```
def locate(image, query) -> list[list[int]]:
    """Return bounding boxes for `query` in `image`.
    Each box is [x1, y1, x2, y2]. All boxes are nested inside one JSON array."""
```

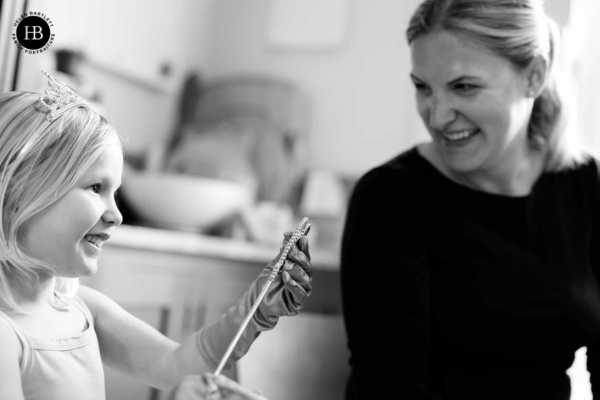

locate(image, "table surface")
[[107, 224, 340, 271]]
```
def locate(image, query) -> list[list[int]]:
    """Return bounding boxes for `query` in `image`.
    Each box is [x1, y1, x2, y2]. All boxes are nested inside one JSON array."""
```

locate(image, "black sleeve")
[[587, 158, 600, 397], [340, 167, 445, 399]]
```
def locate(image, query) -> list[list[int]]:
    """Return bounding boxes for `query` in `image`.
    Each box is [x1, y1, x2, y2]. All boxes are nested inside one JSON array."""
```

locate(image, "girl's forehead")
[[85, 143, 124, 176]]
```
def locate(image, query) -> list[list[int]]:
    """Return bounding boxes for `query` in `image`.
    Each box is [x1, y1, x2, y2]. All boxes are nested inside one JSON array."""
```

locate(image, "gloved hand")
[[196, 232, 312, 370], [203, 373, 269, 400], [167, 374, 268, 400]]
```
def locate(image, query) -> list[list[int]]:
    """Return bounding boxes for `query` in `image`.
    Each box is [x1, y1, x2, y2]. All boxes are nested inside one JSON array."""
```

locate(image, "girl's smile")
[[22, 140, 123, 278]]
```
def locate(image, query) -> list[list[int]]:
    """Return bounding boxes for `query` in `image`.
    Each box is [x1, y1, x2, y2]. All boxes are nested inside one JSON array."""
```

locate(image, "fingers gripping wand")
[[212, 217, 311, 377]]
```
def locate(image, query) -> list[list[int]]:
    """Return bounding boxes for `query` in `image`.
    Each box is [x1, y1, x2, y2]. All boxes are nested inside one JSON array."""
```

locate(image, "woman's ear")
[[526, 55, 548, 98]]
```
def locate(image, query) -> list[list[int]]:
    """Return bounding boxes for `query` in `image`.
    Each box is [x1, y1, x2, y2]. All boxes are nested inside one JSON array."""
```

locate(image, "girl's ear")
[[526, 55, 548, 98]]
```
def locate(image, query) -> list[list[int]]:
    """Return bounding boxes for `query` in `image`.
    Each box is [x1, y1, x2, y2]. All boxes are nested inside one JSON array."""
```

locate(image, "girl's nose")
[[102, 200, 123, 226]]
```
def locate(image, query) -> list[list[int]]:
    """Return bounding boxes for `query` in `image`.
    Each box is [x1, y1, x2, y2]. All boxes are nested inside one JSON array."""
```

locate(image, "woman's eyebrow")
[[448, 75, 479, 85]]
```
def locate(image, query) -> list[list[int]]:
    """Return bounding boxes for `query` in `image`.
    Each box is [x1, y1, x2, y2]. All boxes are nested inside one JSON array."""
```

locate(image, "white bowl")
[[121, 168, 255, 232]]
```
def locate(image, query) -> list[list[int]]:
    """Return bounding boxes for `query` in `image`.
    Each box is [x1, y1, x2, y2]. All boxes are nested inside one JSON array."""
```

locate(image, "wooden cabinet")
[[81, 246, 257, 400]]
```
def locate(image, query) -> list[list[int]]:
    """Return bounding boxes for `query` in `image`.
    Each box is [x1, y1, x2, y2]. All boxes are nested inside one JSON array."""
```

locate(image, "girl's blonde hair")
[[406, 0, 585, 171], [0, 91, 121, 313]]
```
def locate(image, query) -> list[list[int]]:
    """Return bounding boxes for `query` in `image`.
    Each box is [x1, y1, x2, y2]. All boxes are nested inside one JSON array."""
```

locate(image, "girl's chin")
[[80, 262, 98, 277]]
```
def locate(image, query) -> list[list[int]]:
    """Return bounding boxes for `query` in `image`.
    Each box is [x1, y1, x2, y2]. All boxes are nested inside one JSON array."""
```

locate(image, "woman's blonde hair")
[[0, 91, 121, 313], [406, 0, 584, 171]]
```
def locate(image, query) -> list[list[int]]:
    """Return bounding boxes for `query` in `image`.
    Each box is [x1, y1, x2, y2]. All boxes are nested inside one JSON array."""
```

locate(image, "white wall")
[[564, 0, 600, 156], [16, 0, 214, 156], [203, 0, 427, 176], [14, 0, 429, 177]]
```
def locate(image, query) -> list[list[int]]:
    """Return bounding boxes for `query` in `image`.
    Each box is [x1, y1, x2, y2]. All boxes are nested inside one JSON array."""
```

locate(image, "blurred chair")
[[165, 73, 311, 207]]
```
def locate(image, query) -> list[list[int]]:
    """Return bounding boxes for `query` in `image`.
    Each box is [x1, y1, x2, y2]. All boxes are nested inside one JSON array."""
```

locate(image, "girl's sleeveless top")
[[0, 296, 106, 400]]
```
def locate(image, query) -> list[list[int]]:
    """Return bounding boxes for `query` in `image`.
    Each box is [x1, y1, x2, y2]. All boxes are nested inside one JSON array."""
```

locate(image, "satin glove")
[[197, 232, 312, 370]]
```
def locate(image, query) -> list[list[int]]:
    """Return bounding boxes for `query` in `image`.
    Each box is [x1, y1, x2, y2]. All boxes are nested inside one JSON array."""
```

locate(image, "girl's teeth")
[[85, 235, 102, 247]]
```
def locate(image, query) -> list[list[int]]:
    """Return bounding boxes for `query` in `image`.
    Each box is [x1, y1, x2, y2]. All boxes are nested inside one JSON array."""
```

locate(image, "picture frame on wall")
[[266, 0, 350, 50]]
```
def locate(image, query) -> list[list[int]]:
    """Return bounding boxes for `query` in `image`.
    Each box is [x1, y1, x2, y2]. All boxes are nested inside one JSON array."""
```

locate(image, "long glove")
[[196, 232, 312, 370]]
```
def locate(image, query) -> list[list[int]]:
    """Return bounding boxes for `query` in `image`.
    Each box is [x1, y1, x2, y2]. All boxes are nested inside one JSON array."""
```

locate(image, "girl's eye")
[[90, 184, 101, 193]]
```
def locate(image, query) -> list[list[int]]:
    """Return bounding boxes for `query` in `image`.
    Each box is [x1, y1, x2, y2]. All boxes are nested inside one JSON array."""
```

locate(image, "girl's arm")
[[0, 315, 26, 399], [78, 285, 210, 390], [79, 235, 311, 391]]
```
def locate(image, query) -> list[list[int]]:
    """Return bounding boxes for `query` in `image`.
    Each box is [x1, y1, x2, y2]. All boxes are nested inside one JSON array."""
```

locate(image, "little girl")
[[0, 72, 312, 400]]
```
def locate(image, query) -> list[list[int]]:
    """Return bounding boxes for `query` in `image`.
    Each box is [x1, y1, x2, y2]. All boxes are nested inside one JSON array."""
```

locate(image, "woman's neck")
[[418, 142, 546, 197]]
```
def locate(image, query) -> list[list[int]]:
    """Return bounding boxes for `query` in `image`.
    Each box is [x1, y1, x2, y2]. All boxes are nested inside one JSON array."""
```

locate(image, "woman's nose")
[[426, 93, 457, 130]]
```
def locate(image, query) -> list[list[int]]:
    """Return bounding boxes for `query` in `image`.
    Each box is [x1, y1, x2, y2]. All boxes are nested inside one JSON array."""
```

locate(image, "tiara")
[[39, 70, 93, 123]]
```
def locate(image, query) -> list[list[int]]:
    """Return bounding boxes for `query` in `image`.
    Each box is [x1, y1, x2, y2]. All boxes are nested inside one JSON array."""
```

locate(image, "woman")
[[341, 0, 600, 399]]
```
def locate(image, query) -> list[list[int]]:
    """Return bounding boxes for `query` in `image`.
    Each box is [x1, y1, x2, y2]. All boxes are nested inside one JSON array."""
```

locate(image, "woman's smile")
[[440, 129, 480, 144], [411, 30, 533, 177]]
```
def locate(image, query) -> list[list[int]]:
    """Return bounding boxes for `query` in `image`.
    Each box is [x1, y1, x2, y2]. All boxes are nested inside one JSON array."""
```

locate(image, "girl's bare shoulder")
[[0, 310, 22, 367]]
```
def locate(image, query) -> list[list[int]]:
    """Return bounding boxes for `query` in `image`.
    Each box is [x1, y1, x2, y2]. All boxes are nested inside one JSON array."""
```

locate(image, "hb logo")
[[23, 26, 44, 40], [15, 16, 52, 51]]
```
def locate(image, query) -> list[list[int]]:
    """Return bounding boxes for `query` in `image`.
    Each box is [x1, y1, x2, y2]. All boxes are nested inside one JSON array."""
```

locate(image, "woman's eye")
[[455, 83, 477, 92], [413, 83, 432, 97], [413, 82, 428, 91]]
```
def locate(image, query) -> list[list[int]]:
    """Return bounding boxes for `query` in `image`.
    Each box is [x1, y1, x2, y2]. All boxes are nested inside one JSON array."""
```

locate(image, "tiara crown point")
[[39, 70, 92, 123]]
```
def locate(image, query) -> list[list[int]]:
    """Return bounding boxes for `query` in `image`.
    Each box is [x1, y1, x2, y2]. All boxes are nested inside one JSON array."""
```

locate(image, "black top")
[[341, 146, 600, 400]]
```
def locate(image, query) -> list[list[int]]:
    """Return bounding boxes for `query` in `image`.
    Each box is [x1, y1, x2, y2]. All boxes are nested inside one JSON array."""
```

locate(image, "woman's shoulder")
[[582, 153, 600, 178], [376, 144, 427, 172], [356, 145, 430, 188], [345, 145, 437, 213], [553, 153, 600, 186], [544, 153, 600, 202], [578, 153, 600, 193]]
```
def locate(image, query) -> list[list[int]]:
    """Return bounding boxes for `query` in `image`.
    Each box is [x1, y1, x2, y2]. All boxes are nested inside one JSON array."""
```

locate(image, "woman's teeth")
[[443, 129, 477, 142]]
